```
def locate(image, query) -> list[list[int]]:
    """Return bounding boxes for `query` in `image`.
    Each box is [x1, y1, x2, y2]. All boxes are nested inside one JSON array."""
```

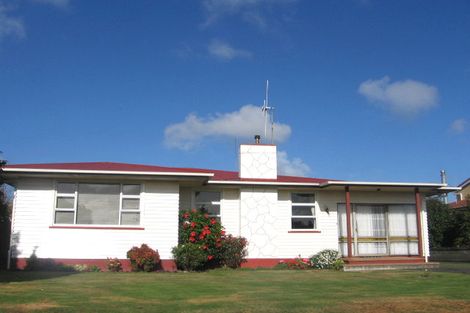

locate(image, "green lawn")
[[1, 268, 470, 313]]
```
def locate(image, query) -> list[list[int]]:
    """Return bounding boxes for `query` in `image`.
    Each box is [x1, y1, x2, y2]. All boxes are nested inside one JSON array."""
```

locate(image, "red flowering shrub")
[[126, 244, 160, 272], [275, 257, 311, 270], [178, 209, 224, 262], [173, 209, 248, 271]]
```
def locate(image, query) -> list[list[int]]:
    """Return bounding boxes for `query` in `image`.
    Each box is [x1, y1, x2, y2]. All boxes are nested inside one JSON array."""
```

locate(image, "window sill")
[[49, 225, 145, 230], [288, 230, 321, 233]]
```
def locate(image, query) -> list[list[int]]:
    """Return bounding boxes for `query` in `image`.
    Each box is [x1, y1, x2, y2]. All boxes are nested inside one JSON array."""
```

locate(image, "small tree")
[[453, 209, 470, 248], [0, 156, 11, 270], [427, 199, 454, 248], [427, 198, 470, 249]]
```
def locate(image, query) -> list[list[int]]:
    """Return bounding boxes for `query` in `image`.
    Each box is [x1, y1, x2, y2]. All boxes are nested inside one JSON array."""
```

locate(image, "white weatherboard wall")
[[10, 177, 430, 262], [221, 189, 241, 236], [10, 179, 179, 260], [239, 144, 277, 179], [277, 190, 339, 257]]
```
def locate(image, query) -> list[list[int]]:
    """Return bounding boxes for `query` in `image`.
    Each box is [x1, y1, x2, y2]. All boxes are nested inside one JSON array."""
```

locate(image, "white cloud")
[[201, 0, 296, 29], [277, 150, 311, 177], [164, 104, 291, 150], [0, 0, 69, 44], [31, 0, 70, 9], [208, 39, 252, 60], [0, 4, 25, 41], [358, 76, 438, 117], [450, 118, 467, 134]]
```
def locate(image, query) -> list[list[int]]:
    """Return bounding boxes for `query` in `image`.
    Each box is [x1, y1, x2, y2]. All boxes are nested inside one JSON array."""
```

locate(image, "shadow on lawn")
[[0, 270, 77, 283]]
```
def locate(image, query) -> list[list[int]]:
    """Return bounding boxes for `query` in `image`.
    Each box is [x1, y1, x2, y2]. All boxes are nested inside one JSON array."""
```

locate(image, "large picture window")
[[194, 191, 221, 220], [291, 193, 316, 229], [54, 183, 141, 226], [337, 203, 418, 257]]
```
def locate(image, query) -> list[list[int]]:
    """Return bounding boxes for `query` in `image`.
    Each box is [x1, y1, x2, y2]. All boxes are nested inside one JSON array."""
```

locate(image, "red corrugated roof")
[[3, 162, 332, 184], [4, 162, 214, 174]]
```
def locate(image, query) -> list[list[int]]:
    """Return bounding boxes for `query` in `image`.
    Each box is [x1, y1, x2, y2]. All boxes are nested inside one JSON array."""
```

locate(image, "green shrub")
[[331, 258, 344, 271], [106, 258, 122, 272], [172, 244, 207, 271], [127, 244, 160, 272], [218, 235, 248, 268], [427, 199, 470, 249], [273, 262, 290, 270], [88, 265, 102, 272], [310, 249, 341, 270]]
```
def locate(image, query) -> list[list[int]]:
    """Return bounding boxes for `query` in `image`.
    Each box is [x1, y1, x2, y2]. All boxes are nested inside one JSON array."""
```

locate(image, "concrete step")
[[343, 262, 439, 272], [344, 256, 425, 265]]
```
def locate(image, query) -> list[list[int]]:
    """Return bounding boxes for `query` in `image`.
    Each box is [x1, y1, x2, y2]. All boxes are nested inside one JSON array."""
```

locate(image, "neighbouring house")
[[449, 178, 470, 209], [2, 140, 459, 271]]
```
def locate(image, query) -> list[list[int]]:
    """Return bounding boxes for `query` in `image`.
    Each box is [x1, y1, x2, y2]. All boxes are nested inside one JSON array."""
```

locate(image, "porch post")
[[345, 186, 353, 258], [414, 188, 424, 257]]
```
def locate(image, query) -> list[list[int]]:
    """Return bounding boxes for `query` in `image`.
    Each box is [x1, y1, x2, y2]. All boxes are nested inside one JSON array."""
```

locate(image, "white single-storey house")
[[2, 141, 459, 270]]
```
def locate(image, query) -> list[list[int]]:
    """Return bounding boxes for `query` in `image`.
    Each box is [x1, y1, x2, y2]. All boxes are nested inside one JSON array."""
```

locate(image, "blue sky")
[[0, 0, 469, 187]]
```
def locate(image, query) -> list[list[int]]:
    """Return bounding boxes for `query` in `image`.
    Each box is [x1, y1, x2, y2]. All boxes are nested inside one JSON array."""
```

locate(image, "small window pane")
[[197, 204, 220, 216], [292, 217, 316, 229], [57, 183, 75, 194], [56, 197, 75, 209], [121, 212, 140, 225], [123, 184, 140, 195], [292, 206, 314, 216], [195, 191, 220, 203], [292, 193, 315, 203], [122, 199, 140, 210], [55, 211, 74, 224]]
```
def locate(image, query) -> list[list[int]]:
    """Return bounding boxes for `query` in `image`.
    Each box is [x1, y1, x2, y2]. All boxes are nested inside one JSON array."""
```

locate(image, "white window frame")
[[54, 183, 78, 224], [193, 190, 221, 219], [53, 182, 141, 226], [290, 192, 317, 230], [119, 184, 142, 226]]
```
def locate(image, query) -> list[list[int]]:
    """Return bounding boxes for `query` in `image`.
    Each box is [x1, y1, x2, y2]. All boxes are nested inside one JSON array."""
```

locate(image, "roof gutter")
[[320, 181, 453, 188], [2, 168, 215, 178], [206, 180, 322, 187], [207, 179, 460, 191]]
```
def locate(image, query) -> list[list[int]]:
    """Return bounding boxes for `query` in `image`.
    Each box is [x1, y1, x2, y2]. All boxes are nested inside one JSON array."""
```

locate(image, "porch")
[[338, 186, 429, 269]]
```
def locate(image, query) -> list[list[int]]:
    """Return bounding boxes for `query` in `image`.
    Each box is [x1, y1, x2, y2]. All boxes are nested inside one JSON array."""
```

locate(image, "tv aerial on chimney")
[[261, 80, 275, 144]]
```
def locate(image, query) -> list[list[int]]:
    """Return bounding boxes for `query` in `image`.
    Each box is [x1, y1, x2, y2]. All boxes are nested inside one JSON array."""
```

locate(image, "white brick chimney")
[[239, 136, 277, 179]]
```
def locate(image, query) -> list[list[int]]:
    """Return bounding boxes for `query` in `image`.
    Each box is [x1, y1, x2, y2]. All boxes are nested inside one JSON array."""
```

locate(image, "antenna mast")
[[261, 80, 275, 143]]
